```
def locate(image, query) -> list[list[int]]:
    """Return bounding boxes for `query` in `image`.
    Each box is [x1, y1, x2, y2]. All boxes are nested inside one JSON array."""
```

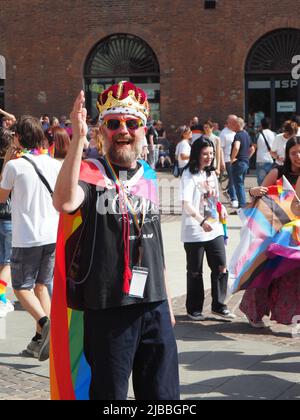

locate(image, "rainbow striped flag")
[[0, 280, 7, 303], [50, 158, 158, 400], [228, 176, 300, 294]]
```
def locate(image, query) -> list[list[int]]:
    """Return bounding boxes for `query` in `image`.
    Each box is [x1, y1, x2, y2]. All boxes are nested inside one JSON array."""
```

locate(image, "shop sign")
[[277, 102, 296, 113]]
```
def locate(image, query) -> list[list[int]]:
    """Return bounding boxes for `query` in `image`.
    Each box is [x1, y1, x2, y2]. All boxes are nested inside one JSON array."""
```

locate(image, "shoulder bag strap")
[[21, 155, 53, 196]]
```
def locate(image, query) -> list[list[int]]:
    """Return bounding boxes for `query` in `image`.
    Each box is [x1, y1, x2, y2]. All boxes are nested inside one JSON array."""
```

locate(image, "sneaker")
[[0, 300, 13, 317], [231, 200, 239, 208], [38, 319, 50, 362], [246, 315, 266, 329], [26, 339, 42, 358], [212, 309, 236, 320], [5, 299, 14, 313], [187, 312, 205, 321], [0, 301, 8, 317]]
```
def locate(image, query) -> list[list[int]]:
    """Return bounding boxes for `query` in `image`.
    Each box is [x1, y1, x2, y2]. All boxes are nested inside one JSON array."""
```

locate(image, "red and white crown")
[[96, 81, 150, 125]]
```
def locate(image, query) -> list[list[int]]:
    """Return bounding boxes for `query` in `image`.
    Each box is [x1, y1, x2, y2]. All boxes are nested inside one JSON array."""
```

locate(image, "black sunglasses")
[[103, 118, 144, 131]]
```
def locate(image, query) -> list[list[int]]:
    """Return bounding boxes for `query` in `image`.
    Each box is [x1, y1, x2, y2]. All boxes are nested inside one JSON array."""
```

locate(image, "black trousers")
[[184, 236, 228, 314], [84, 300, 180, 400]]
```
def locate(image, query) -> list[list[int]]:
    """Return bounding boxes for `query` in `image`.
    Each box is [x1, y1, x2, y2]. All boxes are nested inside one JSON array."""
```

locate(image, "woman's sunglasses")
[[103, 118, 144, 131]]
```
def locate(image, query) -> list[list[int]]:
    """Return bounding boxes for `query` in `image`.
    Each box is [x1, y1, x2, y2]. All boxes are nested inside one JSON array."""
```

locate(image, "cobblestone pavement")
[[173, 292, 300, 349], [1, 291, 299, 400], [0, 366, 49, 400]]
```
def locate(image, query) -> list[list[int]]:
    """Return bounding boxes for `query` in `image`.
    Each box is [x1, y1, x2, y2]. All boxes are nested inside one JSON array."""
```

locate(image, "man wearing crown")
[[53, 82, 180, 400]]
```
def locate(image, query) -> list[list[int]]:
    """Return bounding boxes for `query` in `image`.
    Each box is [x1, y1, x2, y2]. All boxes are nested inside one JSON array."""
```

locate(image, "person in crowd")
[[242, 136, 300, 327], [52, 82, 179, 400], [51, 126, 71, 162], [291, 115, 300, 136], [230, 117, 255, 209], [40, 114, 50, 131], [220, 115, 238, 208], [64, 119, 73, 138], [0, 108, 16, 130], [212, 122, 221, 137], [158, 144, 172, 168], [146, 120, 159, 169], [84, 126, 103, 159], [180, 138, 236, 321], [271, 120, 298, 166], [0, 128, 13, 317], [175, 125, 192, 176], [0, 116, 62, 360], [203, 120, 221, 175], [156, 120, 166, 139], [190, 116, 203, 144], [253, 117, 276, 185], [50, 116, 60, 128]]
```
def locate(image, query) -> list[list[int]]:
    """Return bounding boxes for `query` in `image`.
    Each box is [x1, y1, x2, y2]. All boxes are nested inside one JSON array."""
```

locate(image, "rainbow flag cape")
[[50, 158, 158, 400], [228, 176, 300, 294]]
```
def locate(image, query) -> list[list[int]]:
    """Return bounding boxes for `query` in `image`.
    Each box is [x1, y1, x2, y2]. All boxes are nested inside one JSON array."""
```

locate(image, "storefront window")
[[245, 29, 300, 131]]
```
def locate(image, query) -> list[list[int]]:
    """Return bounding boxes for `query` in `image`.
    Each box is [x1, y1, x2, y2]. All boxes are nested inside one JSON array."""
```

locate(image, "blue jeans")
[[84, 300, 180, 400], [0, 219, 12, 265], [231, 160, 249, 208], [225, 162, 237, 201], [256, 162, 273, 186]]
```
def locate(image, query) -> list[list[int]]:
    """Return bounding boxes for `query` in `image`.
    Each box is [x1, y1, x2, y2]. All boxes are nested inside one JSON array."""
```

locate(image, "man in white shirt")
[[0, 115, 61, 362], [220, 115, 238, 207], [254, 117, 275, 185]]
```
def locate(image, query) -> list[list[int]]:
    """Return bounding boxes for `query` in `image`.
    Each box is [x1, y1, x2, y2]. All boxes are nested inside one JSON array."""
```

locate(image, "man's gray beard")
[[104, 139, 142, 167]]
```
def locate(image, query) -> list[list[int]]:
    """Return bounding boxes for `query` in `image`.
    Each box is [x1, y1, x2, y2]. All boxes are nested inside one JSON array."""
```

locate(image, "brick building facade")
[[1, 0, 300, 134]]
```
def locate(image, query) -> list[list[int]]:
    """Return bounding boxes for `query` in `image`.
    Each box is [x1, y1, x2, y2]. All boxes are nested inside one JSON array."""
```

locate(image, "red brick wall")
[[1, 0, 300, 138]]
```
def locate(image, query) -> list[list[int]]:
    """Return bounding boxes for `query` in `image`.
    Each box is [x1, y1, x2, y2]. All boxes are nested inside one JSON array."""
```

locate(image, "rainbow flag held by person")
[[228, 176, 300, 295], [217, 201, 228, 245], [0, 280, 7, 304], [50, 158, 158, 400]]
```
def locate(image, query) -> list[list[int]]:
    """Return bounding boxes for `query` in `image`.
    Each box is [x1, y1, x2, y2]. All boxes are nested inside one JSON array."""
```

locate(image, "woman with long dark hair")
[[180, 138, 236, 321], [242, 136, 300, 327]]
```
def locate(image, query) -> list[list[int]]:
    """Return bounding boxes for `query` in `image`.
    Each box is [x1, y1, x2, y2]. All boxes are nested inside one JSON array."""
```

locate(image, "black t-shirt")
[[77, 160, 167, 310], [232, 130, 252, 163], [146, 125, 159, 145], [276, 165, 299, 186]]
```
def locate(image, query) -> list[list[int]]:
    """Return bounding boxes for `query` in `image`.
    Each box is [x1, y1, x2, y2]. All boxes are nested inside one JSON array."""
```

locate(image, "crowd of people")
[[0, 82, 300, 400]]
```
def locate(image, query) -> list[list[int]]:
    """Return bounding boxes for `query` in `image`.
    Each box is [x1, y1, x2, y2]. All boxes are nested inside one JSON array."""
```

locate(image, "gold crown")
[[96, 81, 150, 121]]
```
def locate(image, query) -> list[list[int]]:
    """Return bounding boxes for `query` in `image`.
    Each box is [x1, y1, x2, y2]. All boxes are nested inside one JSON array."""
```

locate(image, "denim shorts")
[[11, 243, 56, 290], [0, 220, 12, 265]]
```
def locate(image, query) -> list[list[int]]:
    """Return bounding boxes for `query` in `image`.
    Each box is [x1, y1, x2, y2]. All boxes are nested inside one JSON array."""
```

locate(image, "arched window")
[[245, 29, 300, 130], [84, 34, 160, 120]]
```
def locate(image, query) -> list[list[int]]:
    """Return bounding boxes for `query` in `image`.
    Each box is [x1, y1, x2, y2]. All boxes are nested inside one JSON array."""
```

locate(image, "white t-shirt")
[[180, 169, 224, 243], [271, 133, 289, 166], [256, 129, 276, 163], [220, 127, 235, 163], [1, 155, 62, 247], [175, 140, 191, 169], [297, 127, 300, 136]]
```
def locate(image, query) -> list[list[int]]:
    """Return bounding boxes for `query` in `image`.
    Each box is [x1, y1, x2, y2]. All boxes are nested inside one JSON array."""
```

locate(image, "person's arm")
[[230, 140, 240, 164], [0, 108, 16, 123], [53, 91, 87, 213], [248, 144, 255, 159], [291, 176, 300, 216], [249, 168, 278, 198], [215, 137, 221, 175]]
